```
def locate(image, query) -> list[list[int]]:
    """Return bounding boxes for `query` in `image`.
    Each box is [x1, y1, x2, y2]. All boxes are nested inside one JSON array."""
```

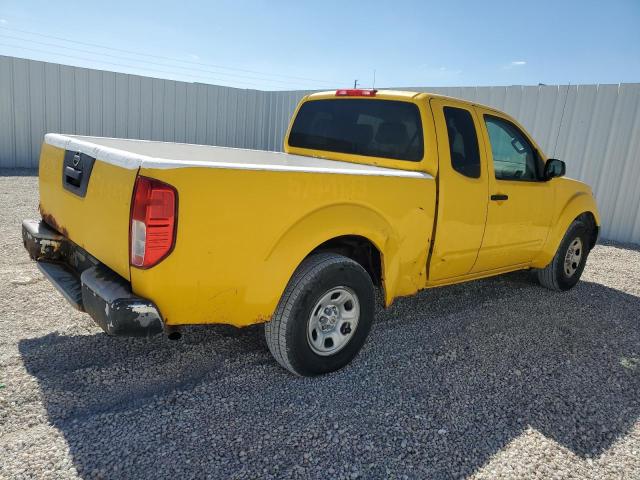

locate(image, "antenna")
[[372, 69, 376, 90], [553, 81, 571, 158], [353, 79, 359, 88]]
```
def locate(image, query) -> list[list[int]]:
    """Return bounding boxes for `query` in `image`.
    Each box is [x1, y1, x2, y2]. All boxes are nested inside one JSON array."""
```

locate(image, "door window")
[[443, 107, 481, 178], [484, 115, 543, 181]]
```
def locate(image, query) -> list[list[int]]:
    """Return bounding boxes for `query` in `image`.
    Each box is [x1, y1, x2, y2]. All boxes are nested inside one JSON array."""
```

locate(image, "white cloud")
[[502, 60, 527, 70], [0, 19, 8, 24], [188, 53, 200, 61]]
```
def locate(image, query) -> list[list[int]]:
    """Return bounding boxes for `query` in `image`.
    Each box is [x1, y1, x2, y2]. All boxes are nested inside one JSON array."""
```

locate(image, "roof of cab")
[[307, 89, 425, 100], [305, 89, 499, 112]]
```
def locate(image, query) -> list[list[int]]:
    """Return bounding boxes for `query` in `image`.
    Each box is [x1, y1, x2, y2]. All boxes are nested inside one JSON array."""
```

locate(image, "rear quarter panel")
[[131, 166, 435, 327]]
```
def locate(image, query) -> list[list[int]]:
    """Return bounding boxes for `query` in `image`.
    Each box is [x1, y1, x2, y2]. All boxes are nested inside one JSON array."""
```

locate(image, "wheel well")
[[310, 235, 383, 288], [577, 212, 598, 249]]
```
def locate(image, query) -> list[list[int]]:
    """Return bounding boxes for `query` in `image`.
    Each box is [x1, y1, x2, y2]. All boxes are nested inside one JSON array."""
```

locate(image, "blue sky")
[[0, 0, 638, 90]]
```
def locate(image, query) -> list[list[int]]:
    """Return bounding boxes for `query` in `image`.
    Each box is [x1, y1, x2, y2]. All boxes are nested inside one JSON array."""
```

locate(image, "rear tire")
[[537, 219, 591, 291], [264, 253, 375, 376]]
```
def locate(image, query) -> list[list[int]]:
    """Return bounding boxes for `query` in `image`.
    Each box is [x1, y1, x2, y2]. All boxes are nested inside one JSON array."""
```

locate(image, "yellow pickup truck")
[[22, 89, 599, 376]]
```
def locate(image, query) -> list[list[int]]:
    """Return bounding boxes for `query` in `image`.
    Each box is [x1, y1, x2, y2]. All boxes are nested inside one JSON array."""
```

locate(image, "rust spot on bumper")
[[22, 219, 66, 261]]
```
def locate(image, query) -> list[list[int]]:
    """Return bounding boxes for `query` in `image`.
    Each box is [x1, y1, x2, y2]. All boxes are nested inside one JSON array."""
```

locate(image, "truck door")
[[428, 98, 489, 281], [470, 107, 554, 271]]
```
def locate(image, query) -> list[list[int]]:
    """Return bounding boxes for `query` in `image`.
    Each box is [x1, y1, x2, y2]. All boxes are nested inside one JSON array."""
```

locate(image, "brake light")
[[130, 176, 177, 268], [335, 89, 377, 97]]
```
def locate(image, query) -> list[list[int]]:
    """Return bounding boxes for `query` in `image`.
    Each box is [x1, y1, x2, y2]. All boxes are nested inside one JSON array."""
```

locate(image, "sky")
[[0, 0, 639, 91]]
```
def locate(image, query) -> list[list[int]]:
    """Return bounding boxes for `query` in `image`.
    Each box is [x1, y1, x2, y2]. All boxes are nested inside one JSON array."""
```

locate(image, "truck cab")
[[286, 90, 598, 285]]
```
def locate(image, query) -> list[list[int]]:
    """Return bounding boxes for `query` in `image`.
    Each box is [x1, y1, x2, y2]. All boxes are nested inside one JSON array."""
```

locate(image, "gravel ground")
[[1, 172, 639, 480]]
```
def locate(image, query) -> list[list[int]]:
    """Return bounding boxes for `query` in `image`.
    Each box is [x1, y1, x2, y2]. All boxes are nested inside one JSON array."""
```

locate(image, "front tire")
[[264, 253, 375, 376], [537, 219, 592, 291]]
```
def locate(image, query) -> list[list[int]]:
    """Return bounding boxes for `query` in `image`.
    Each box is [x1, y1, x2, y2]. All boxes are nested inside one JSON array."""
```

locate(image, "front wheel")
[[536, 219, 592, 291], [264, 253, 375, 376]]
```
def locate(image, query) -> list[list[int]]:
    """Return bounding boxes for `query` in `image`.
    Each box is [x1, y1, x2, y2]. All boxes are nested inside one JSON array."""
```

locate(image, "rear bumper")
[[22, 219, 164, 337]]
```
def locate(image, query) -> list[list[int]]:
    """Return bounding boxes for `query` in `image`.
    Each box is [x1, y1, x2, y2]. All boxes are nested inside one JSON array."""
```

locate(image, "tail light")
[[335, 89, 377, 97], [130, 176, 177, 268]]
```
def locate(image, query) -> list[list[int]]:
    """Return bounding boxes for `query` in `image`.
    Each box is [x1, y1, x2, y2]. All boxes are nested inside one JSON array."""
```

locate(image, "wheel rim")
[[307, 286, 360, 356], [563, 237, 583, 277]]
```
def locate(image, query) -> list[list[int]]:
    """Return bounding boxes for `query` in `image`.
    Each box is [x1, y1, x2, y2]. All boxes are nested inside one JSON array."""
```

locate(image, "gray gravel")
[[1, 171, 639, 480]]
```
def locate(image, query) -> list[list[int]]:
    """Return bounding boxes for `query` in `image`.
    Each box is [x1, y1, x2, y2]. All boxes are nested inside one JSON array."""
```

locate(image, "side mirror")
[[544, 158, 566, 180]]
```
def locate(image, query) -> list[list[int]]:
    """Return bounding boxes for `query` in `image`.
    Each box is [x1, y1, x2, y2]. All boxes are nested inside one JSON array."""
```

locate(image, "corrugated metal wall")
[[1, 55, 639, 244]]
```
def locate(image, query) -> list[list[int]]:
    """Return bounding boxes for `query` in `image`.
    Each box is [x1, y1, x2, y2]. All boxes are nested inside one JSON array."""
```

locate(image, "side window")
[[484, 115, 542, 181], [443, 107, 480, 178]]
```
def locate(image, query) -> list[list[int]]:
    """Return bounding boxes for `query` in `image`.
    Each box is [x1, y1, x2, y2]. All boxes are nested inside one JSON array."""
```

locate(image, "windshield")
[[288, 99, 424, 161]]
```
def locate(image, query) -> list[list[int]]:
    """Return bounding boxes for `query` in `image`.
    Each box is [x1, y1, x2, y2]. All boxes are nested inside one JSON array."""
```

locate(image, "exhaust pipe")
[[165, 325, 182, 340]]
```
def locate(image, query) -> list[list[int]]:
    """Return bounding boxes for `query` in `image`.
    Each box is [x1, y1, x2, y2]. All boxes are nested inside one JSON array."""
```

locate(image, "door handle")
[[490, 194, 509, 201]]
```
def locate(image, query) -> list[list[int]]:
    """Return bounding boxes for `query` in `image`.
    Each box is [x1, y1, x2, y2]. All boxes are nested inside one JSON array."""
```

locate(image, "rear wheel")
[[537, 219, 591, 291], [264, 253, 375, 376]]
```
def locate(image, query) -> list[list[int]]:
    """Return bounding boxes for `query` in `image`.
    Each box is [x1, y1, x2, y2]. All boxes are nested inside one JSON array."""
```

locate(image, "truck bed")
[[45, 134, 428, 178]]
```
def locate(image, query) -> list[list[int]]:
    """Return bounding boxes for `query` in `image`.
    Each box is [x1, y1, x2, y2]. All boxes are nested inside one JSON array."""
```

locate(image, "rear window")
[[288, 99, 424, 161]]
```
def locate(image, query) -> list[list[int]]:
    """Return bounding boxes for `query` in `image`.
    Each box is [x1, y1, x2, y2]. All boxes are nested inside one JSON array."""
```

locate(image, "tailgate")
[[38, 137, 138, 280]]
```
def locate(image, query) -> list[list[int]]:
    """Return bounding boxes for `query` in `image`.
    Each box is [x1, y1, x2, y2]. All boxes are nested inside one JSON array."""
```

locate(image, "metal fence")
[[1, 55, 639, 244]]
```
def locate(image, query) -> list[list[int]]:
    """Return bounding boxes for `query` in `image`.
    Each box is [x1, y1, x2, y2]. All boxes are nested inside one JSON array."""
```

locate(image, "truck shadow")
[[18, 274, 640, 479]]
